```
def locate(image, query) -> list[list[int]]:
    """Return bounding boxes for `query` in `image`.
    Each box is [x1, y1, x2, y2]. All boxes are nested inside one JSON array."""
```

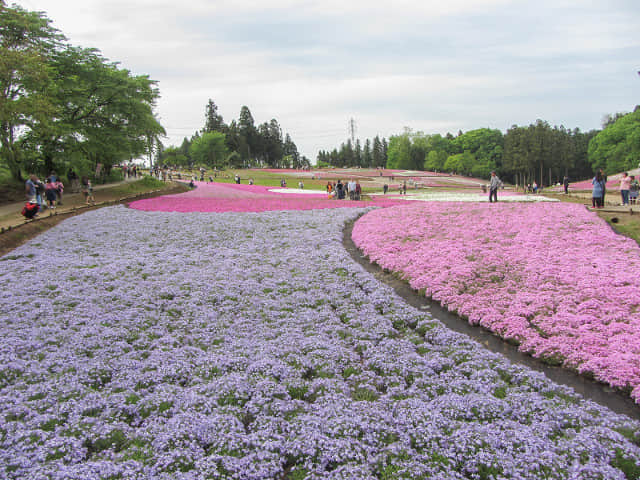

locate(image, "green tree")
[[386, 133, 411, 169], [189, 131, 228, 169], [589, 107, 640, 174], [0, 2, 62, 180], [372, 136, 384, 168], [283, 133, 300, 168], [32, 45, 164, 176], [204, 99, 225, 133], [444, 153, 462, 173], [238, 105, 257, 164], [424, 149, 447, 172], [362, 138, 372, 168]]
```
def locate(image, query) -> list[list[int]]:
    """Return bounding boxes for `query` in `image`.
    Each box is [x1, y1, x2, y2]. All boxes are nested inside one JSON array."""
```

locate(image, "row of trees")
[[323, 107, 639, 185], [382, 125, 599, 184], [316, 136, 388, 168], [0, 2, 164, 182], [158, 101, 310, 170]]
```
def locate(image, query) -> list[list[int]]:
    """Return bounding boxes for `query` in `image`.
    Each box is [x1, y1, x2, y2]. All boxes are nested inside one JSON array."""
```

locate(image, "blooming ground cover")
[[352, 202, 640, 404], [378, 191, 558, 203], [129, 182, 403, 213], [2, 206, 640, 478]]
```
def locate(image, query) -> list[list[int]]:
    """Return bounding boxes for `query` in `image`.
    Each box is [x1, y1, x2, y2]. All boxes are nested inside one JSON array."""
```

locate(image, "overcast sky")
[[14, 0, 640, 161]]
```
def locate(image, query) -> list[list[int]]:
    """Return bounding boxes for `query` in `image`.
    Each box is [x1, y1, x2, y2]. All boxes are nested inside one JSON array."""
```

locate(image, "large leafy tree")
[[0, 2, 61, 180], [29, 45, 164, 175], [1, 3, 164, 180], [189, 131, 228, 169], [588, 107, 640, 174], [386, 133, 411, 169]]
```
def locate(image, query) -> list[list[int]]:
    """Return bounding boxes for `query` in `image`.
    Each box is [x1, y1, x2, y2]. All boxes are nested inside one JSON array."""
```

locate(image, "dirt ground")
[[0, 181, 188, 257]]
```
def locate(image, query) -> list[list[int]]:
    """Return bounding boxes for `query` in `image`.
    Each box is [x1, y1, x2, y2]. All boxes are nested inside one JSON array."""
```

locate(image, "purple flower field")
[[352, 202, 640, 404], [1, 206, 640, 479]]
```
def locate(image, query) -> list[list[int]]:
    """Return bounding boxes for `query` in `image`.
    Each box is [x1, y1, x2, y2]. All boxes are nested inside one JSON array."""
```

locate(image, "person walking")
[[592, 170, 606, 208], [488, 171, 502, 203], [620, 172, 631, 206]]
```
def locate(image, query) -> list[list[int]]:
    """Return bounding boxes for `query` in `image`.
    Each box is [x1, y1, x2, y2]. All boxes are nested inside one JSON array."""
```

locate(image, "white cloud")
[[13, 0, 640, 160]]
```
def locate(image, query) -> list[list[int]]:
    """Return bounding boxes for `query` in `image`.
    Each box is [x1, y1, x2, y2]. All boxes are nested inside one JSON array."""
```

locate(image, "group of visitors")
[[23, 172, 64, 215], [22, 171, 96, 219], [326, 179, 361, 200], [122, 164, 138, 180]]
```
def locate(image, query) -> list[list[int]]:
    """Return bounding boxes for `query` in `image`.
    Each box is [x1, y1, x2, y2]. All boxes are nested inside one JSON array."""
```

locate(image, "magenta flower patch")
[[352, 201, 640, 402], [129, 181, 404, 212]]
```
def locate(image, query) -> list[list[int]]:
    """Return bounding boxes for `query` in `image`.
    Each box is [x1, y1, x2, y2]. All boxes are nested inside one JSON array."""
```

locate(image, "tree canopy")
[[588, 107, 640, 175], [158, 101, 307, 170], [0, 2, 164, 181]]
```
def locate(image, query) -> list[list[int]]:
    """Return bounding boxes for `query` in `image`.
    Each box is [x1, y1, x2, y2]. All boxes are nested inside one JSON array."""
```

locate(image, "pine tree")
[[204, 99, 225, 132]]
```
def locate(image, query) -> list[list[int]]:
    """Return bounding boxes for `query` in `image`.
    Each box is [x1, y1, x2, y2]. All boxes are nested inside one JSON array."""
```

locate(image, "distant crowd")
[[324, 179, 363, 200]]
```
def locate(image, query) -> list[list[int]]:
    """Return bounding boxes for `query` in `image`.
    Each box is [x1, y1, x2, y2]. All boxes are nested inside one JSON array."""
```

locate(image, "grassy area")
[[598, 211, 640, 245], [103, 176, 168, 197]]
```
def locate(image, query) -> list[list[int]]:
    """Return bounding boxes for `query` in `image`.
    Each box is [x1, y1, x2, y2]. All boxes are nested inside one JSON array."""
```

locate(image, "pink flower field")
[[352, 201, 640, 402], [129, 181, 403, 212]]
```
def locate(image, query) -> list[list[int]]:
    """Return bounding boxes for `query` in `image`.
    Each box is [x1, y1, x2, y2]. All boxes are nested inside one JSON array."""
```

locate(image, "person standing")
[[592, 170, 606, 208], [563, 176, 569, 194], [81, 176, 95, 205], [599, 168, 608, 206], [348, 179, 356, 200], [45, 178, 58, 210], [630, 175, 639, 205], [488, 171, 502, 203], [67, 167, 79, 193], [25, 174, 37, 203], [620, 172, 631, 206]]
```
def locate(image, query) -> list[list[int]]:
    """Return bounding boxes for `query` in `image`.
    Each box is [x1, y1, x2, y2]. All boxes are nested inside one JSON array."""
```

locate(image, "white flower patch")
[[376, 191, 559, 202]]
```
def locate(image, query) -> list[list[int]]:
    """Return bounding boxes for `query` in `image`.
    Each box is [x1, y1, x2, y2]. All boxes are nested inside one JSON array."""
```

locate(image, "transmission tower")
[[348, 118, 357, 145]]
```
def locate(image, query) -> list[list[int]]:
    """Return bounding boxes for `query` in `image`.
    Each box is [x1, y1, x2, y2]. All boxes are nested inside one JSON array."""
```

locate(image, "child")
[[81, 176, 95, 205]]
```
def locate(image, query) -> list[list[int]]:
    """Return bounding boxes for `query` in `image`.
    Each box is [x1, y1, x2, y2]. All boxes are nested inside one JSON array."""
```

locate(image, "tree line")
[[318, 108, 639, 185], [0, 2, 164, 182], [157, 100, 311, 170], [378, 124, 597, 185], [316, 136, 389, 168]]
